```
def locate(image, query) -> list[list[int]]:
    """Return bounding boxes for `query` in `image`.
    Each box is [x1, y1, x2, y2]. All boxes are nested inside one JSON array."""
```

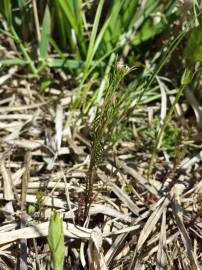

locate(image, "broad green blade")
[[48, 212, 65, 270], [39, 4, 51, 59]]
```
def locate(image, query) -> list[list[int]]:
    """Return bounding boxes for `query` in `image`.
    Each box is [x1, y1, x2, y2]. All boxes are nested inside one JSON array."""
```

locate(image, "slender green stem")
[[148, 84, 186, 178], [10, 26, 38, 75]]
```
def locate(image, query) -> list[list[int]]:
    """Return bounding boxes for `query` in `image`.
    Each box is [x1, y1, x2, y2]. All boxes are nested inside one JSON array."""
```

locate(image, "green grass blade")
[[39, 4, 51, 59], [49, 37, 66, 62], [53, 0, 68, 49], [47, 58, 83, 69], [134, 27, 188, 107], [100, 0, 123, 53], [57, 0, 79, 35], [0, 0, 12, 24], [10, 26, 38, 74], [0, 58, 27, 66], [70, 0, 83, 35], [84, 0, 105, 72], [122, 0, 138, 27], [83, 52, 116, 113], [56, 0, 86, 55]]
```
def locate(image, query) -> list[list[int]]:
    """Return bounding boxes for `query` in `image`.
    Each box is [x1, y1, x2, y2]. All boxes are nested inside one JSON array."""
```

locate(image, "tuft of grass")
[[148, 69, 192, 177], [0, 1, 180, 93], [145, 116, 180, 156]]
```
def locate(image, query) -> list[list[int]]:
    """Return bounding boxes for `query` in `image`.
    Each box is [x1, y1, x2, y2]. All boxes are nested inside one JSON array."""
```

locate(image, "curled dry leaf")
[[88, 227, 108, 270], [0, 102, 48, 113], [171, 193, 199, 270], [55, 105, 63, 151], [0, 222, 92, 245], [114, 158, 160, 198], [155, 210, 167, 270], [5, 139, 42, 151], [129, 197, 169, 270], [98, 170, 140, 216]]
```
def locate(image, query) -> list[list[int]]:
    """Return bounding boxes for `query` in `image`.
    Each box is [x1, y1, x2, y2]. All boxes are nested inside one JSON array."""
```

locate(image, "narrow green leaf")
[[57, 0, 79, 35], [0, 58, 27, 66], [93, 1, 122, 56], [101, 0, 123, 53], [1, 0, 12, 25], [122, 0, 138, 27], [39, 5, 51, 59], [56, 0, 86, 55], [10, 26, 38, 74], [47, 58, 83, 69], [85, 0, 105, 72], [70, 0, 83, 34]]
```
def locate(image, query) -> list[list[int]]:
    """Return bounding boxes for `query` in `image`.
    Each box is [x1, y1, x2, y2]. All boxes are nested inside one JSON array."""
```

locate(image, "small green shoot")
[[83, 65, 133, 220], [185, 24, 202, 63], [181, 68, 192, 85], [48, 212, 65, 270], [27, 191, 45, 217], [145, 116, 179, 156]]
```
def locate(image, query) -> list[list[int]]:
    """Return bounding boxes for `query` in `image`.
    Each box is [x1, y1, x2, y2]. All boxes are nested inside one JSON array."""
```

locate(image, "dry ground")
[[0, 67, 202, 269]]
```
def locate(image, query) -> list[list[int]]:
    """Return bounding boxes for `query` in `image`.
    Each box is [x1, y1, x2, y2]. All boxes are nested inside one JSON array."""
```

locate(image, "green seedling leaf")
[[181, 68, 192, 85], [27, 204, 35, 215], [132, 16, 167, 46], [48, 212, 65, 270], [185, 24, 202, 62], [40, 79, 52, 92], [39, 5, 51, 59], [17, 0, 27, 9]]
